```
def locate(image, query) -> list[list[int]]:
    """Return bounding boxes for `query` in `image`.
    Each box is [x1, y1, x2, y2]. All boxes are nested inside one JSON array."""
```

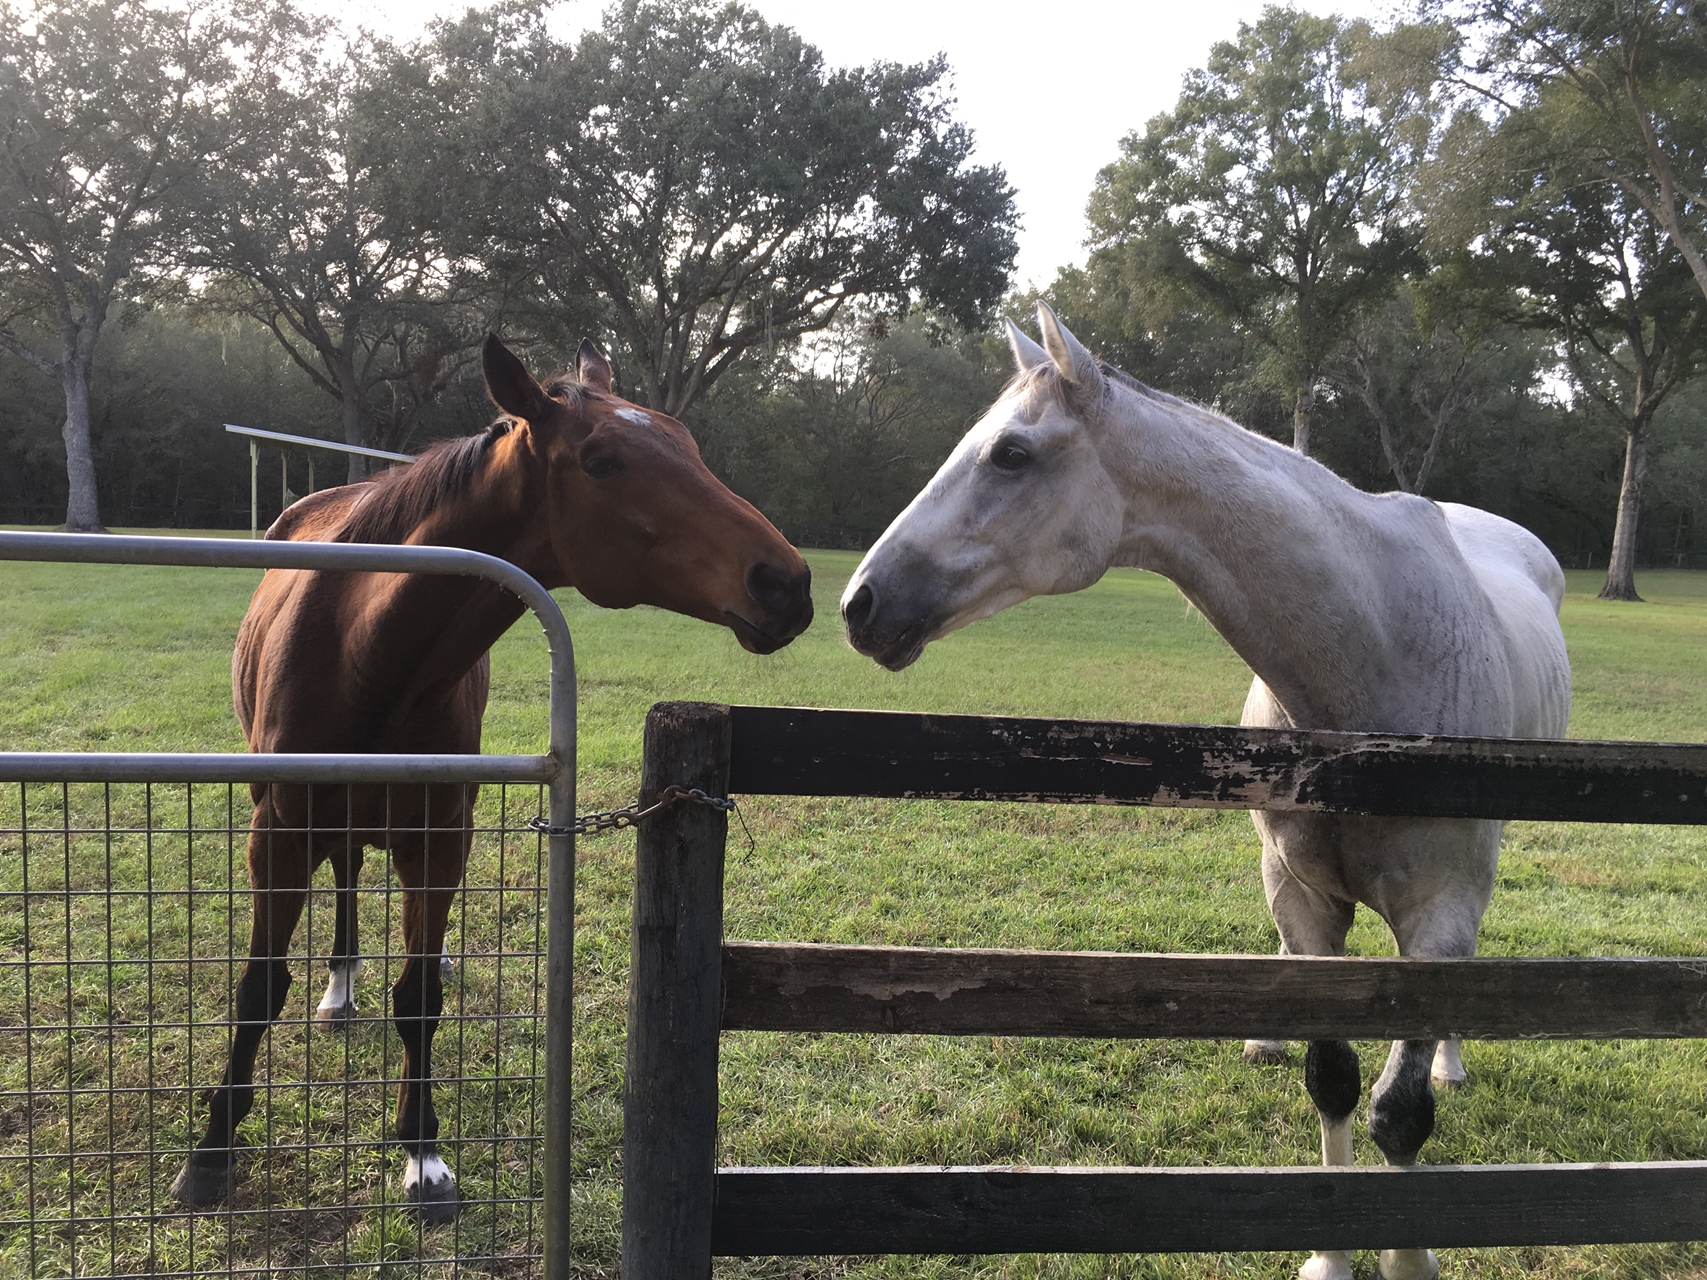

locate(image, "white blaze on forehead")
[[613, 407, 652, 425]]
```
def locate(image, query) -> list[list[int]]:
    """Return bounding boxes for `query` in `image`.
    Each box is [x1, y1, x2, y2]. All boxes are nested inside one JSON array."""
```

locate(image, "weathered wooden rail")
[[623, 702, 1707, 1276]]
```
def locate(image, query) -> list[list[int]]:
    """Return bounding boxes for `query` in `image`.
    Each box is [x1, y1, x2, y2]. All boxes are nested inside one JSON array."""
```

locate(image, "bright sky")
[[326, 0, 1402, 287]]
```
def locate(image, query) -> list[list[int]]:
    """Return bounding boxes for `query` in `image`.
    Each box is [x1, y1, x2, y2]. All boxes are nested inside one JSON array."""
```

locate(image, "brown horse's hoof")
[[314, 1000, 358, 1028], [170, 1151, 238, 1207], [404, 1154, 459, 1224]]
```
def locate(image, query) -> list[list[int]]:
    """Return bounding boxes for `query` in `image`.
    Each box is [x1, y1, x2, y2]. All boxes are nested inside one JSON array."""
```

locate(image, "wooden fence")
[[621, 701, 1707, 1275]]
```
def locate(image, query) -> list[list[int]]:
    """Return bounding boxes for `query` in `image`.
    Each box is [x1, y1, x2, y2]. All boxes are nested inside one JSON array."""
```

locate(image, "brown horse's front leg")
[[390, 807, 472, 1223], [171, 815, 310, 1208]]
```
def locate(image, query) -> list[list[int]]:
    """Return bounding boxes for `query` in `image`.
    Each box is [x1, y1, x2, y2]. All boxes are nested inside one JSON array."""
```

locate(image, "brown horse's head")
[[482, 334, 812, 653]]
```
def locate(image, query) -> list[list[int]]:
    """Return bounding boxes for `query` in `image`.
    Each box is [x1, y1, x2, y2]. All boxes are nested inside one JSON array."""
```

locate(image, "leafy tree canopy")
[[1085, 6, 1449, 452], [399, 0, 1018, 415], [1452, 0, 1707, 301], [0, 0, 291, 526], [188, 28, 490, 476]]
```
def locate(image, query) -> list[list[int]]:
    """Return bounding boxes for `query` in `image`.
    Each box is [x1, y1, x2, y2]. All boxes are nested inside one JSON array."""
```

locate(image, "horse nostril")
[[746, 561, 801, 613], [842, 582, 874, 632]]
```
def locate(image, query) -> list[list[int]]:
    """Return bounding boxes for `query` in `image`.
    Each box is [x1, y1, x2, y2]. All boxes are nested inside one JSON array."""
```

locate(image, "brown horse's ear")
[[576, 338, 613, 392], [483, 334, 555, 422]]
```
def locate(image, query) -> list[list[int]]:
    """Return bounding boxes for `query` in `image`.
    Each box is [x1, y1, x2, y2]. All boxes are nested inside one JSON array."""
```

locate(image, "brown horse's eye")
[[582, 454, 623, 479], [991, 441, 1031, 472]]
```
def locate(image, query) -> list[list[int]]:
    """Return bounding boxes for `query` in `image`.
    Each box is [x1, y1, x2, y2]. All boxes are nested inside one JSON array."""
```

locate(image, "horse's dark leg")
[[1370, 1039, 1437, 1166], [1369, 902, 1484, 1280], [388, 785, 474, 1223], [171, 811, 310, 1207], [315, 843, 365, 1026]]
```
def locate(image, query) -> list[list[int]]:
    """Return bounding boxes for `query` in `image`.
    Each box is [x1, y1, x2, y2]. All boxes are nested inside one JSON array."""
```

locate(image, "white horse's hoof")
[[1430, 1069, 1467, 1091], [1300, 1249, 1354, 1280], [1245, 1039, 1289, 1064], [404, 1152, 459, 1224], [1379, 1248, 1438, 1280]]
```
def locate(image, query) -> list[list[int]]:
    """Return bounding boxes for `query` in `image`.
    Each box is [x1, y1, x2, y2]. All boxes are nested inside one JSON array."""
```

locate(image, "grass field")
[[3, 535, 1707, 1279]]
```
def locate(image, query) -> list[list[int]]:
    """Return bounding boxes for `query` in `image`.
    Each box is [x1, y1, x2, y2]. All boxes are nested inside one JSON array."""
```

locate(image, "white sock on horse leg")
[[1320, 1114, 1352, 1167], [1299, 1116, 1354, 1280], [404, 1151, 453, 1192], [1244, 1038, 1288, 1063], [1379, 1248, 1439, 1280], [316, 957, 362, 1017], [1300, 1252, 1354, 1280], [1431, 1038, 1467, 1089]]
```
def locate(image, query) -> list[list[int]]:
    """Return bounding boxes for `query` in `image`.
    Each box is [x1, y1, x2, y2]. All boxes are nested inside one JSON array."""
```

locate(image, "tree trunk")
[[1292, 382, 1315, 456], [59, 360, 106, 532], [337, 359, 370, 484], [1599, 414, 1651, 602]]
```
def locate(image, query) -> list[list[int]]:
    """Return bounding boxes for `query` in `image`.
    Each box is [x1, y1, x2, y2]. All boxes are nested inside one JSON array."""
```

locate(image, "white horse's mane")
[[1005, 357, 1253, 441]]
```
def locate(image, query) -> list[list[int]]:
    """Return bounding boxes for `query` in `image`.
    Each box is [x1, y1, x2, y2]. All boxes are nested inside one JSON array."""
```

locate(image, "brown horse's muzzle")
[[724, 559, 813, 653]]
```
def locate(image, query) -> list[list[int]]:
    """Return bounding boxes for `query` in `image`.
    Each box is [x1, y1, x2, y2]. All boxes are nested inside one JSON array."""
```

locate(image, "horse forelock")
[[540, 374, 592, 404], [997, 364, 1064, 424]]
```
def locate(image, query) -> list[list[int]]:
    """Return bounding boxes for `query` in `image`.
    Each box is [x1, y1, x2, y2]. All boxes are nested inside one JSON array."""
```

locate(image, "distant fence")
[[623, 701, 1707, 1273]]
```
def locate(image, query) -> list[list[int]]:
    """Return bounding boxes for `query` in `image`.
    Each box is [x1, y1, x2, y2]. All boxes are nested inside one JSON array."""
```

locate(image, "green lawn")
[[3, 535, 1707, 1279]]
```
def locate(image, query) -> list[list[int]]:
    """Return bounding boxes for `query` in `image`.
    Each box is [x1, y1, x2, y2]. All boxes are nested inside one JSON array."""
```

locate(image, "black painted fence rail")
[[621, 702, 1707, 1276], [728, 704, 1707, 824], [710, 1163, 1707, 1255]]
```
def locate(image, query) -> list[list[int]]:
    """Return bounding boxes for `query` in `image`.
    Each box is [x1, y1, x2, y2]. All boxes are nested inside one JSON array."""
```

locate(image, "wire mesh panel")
[[0, 779, 549, 1279]]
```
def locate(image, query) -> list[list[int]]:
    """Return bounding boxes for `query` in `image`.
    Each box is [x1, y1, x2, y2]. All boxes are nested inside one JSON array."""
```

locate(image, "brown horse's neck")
[[316, 425, 560, 743]]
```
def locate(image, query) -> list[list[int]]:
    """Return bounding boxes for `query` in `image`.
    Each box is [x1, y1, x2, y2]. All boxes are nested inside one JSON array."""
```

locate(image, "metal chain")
[[528, 784, 737, 839]]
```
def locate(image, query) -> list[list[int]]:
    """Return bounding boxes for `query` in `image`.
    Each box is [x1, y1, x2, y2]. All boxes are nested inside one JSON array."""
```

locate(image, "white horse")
[[840, 304, 1571, 1280]]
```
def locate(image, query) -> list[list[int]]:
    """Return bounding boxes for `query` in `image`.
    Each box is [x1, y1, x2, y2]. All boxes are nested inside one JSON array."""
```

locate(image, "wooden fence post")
[[623, 701, 732, 1280]]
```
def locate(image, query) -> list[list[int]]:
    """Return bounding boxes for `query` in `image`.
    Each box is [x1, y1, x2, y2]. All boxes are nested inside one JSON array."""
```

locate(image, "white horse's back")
[[1438, 502, 1570, 739]]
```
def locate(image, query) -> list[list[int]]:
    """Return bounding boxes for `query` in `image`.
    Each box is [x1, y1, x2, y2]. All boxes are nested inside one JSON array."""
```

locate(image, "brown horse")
[[170, 336, 813, 1219]]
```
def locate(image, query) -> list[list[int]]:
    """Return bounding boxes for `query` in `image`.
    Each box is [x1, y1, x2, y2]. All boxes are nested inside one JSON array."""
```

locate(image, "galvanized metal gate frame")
[[0, 530, 578, 1279]]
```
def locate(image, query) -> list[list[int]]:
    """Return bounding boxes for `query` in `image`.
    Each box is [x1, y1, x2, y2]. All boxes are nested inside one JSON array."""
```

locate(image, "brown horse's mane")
[[336, 375, 588, 545]]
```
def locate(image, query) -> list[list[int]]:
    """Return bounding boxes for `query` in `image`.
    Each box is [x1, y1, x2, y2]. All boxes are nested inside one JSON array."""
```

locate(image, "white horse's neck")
[[1096, 384, 1488, 733]]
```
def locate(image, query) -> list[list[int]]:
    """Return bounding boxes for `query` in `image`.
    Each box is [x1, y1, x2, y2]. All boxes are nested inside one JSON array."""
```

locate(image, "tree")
[[190, 32, 489, 480], [1337, 264, 1531, 494], [1484, 172, 1707, 598], [1085, 8, 1446, 454], [1461, 0, 1707, 303], [687, 310, 1002, 535], [404, 0, 1018, 417], [0, 0, 280, 529]]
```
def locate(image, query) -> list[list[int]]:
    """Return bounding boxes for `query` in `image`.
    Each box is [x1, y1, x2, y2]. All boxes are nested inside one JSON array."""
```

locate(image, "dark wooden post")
[[623, 701, 732, 1279]]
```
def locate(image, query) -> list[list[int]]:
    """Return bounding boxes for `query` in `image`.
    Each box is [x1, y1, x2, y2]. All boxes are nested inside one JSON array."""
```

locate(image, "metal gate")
[[0, 533, 577, 1279]]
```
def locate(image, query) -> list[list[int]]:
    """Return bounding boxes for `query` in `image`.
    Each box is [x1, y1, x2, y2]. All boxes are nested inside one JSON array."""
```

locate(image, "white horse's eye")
[[990, 441, 1031, 472]]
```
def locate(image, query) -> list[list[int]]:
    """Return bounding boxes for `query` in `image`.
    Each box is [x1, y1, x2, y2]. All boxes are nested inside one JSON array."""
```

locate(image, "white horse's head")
[[841, 303, 1126, 670]]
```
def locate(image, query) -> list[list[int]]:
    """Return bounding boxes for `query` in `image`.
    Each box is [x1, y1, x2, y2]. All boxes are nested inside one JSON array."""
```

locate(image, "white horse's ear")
[[1036, 302, 1102, 395], [1004, 316, 1050, 371]]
